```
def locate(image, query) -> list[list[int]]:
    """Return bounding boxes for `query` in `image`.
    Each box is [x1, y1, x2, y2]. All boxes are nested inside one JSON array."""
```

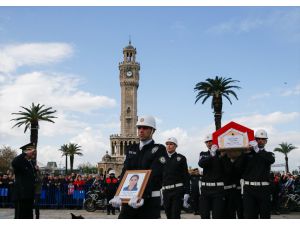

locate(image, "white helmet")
[[108, 170, 115, 175], [204, 134, 213, 142], [136, 115, 156, 129], [255, 129, 268, 139], [165, 137, 178, 146]]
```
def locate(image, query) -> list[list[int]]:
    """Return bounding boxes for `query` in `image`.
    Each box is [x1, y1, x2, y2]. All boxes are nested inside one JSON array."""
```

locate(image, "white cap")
[[204, 134, 213, 142], [255, 129, 268, 139], [108, 170, 115, 175], [165, 137, 178, 146], [136, 115, 156, 129]]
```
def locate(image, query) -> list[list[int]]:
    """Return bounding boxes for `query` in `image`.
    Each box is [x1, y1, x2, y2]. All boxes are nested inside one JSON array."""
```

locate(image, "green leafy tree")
[[11, 103, 57, 160], [59, 144, 69, 175], [0, 146, 17, 173], [68, 143, 83, 173], [194, 76, 241, 130], [78, 162, 98, 174], [274, 142, 297, 173]]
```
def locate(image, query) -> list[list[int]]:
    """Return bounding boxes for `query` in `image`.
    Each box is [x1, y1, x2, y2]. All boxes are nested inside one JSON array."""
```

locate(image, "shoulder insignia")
[[159, 156, 166, 164], [152, 146, 159, 154], [129, 151, 137, 155], [177, 156, 182, 162]]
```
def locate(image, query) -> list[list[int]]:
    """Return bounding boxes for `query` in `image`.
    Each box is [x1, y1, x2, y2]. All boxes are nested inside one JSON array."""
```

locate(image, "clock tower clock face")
[[126, 71, 133, 77]]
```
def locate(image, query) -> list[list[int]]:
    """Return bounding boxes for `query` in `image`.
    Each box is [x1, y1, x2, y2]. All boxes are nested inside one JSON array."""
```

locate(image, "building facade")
[[98, 41, 140, 176]]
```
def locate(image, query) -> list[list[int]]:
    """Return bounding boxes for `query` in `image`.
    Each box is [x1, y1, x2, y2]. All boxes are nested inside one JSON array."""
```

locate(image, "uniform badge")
[[152, 146, 159, 154], [159, 156, 166, 164], [140, 118, 144, 122], [177, 156, 181, 162]]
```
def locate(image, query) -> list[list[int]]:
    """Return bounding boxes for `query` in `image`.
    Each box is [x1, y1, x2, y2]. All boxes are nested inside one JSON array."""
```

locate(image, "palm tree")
[[274, 142, 297, 173], [68, 143, 83, 173], [59, 144, 69, 175], [11, 103, 57, 160], [194, 76, 241, 130]]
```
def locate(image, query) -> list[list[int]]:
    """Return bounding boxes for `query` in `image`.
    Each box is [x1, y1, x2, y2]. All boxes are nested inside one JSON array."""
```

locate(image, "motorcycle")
[[83, 189, 107, 212]]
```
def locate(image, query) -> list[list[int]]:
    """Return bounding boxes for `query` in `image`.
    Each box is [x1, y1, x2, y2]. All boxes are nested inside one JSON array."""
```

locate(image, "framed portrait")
[[115, 170, 151, 203]]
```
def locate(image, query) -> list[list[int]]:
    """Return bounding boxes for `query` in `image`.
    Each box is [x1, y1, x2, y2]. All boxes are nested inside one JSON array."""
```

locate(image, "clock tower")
[[119, 40, 140, 136], [98, 41, 140, 176]]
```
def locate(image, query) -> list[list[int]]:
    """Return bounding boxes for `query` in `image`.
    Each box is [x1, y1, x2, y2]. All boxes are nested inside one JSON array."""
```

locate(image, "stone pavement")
[[0, 208, 300, 219]]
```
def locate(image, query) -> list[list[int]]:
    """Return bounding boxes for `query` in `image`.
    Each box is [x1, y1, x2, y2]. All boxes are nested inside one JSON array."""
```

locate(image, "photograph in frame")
[[115, 170, 151, 203]]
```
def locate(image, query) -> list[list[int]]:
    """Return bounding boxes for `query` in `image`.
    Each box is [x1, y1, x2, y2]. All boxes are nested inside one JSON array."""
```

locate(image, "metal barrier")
[[0, 187, 87, 209]]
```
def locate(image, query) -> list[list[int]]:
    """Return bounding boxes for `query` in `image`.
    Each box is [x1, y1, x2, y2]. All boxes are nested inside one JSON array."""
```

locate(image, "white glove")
[[211, 144, 218, 152], [183, 194, 190, 208], [128, 196, 144, 209], [161, 193, 164, 206], [249, 140, 259, 153], [109, 196, 122, 208]]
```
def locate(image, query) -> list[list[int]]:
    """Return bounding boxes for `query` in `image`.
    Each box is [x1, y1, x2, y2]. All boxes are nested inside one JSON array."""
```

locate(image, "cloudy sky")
[[0, 6, 299, 171]]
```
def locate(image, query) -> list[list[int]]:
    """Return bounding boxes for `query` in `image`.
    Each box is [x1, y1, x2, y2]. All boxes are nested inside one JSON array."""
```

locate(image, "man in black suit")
[[12, 143, 36, 219]]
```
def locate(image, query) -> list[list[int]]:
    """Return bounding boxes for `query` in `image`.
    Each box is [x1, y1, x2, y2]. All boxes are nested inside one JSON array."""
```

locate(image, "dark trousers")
[[14, 199, 34, 219], [224, 188, 243, 219], [190, 188, 200, 214], [118, 197, 161, 219], [199, 188, 225, 219], [243, 186, 272, 219], [163, 188, 184, 219], [34, 193, 41, 219]]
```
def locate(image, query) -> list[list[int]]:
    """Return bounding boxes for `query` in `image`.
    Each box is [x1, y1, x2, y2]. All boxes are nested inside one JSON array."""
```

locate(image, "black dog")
[[71, 213, 84, 219]]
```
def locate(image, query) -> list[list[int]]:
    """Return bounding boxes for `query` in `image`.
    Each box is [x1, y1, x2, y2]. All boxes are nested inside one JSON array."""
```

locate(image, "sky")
[[0, 6, 299, 172]]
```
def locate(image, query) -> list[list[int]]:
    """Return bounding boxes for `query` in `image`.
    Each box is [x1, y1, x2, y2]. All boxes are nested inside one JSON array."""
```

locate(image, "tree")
[[68, 143, 83, 173], [78, 162, 98, 174], [194, 76, 241, 130], [274, 142, 297, 173], [59, 144, 69, 175], [11, 103, 57, 161], [0, 146, 17, 173]]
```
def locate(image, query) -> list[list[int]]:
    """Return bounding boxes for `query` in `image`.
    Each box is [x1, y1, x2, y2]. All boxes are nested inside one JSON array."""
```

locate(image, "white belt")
[[224, 184, 236, 190], [202, 182, 224, 187], [151, 191, 161, 197], [244, 181, 270, 186], [162, 183, 183, 190]]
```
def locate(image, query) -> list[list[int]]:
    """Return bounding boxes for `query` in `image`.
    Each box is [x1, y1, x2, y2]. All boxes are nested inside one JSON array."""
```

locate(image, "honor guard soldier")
[[161, 137, 190, 219], [198, 134, 226, 219], [236, 129, 275, 219], [11, 143, 36, 219], [109, 115, 167, 219]]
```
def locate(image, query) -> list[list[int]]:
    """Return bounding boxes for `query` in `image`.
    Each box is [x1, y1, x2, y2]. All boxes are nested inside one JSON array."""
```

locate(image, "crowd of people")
[[2, 115, 300, 219], [1, 168, 299, 216]]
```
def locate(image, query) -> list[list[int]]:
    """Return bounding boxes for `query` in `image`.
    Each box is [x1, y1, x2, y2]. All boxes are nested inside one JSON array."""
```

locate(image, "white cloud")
[[281, 83, 300, 96], [206, 8, 300, 40], [70, 127, 109, 167], [0, 43, 73, 74], [249, 92, 271, 101], [0, 72, 116, 139]]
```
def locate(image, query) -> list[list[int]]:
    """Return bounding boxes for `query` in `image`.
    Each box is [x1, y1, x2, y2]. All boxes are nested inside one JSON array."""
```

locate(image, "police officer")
[[105, 170, 119, 215], [109, 115, 167, 219], [198, 134, 226, 219], [11, 143, 36, 219], [236, 129, 275, 219], [161, 137, 190, 219]]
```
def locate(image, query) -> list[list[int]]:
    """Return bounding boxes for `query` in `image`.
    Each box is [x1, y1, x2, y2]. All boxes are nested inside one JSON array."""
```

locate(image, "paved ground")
[[0, 208, 300, 219]]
